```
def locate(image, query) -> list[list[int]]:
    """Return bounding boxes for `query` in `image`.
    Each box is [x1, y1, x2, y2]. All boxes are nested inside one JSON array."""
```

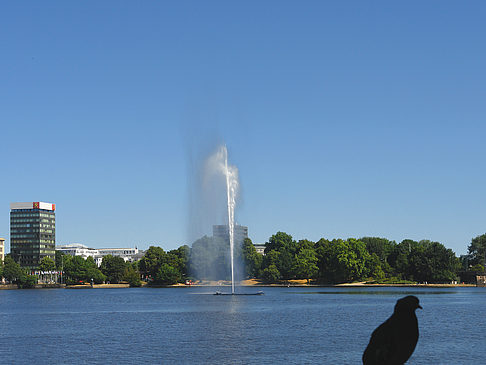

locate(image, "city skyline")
[[1, 2, 485, 255]]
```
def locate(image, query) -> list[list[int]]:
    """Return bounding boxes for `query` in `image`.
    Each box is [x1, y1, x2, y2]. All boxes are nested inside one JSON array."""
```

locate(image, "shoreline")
[[0, 280, 478, 290], [187, 282, 477, 289]]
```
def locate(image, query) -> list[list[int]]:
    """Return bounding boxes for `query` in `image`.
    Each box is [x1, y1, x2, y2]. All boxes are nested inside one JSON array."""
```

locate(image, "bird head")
[[394, 295, 422, 313]]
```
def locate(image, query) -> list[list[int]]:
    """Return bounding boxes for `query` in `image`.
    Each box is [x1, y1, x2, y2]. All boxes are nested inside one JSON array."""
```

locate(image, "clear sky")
[[1, 2, 485, 255]]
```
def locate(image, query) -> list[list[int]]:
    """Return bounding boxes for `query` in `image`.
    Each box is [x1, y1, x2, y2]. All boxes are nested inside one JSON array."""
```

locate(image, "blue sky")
[[1, 2, 485, 255]]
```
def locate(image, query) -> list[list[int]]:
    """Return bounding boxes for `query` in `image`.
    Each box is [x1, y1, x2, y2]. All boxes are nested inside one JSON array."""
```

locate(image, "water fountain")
[[194, 144, 263, 295], [214, 145, 263, 296], [222, 146, 238, 294]]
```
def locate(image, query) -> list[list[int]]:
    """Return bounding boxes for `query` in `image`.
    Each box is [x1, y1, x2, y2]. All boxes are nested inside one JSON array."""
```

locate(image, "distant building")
[[477, 275, 486, 287], [56, 243, 96, 259], [10, 202, 56, 268], [253, 244, 265, 255], [97, 248, 143, 265], [56, 243, 143, 266], [213, 224, 248, 247], [0, 237, 5, 262]]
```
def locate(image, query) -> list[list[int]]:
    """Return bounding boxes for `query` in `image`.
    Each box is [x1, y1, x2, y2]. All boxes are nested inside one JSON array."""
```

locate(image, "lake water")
[[0, 286, 485, 364]]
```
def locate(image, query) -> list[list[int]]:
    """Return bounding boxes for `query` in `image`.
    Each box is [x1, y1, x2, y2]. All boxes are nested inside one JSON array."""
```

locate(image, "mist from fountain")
[[198, 144, 239, 293], [188, 143, 262, 296]]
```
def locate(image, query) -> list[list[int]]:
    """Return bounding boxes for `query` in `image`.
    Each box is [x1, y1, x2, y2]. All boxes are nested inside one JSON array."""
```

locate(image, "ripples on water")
[[0, 286, 484, 364]]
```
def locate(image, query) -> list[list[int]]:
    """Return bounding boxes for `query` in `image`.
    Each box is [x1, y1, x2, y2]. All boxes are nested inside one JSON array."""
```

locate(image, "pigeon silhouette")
[[363, 295, 422, 365]]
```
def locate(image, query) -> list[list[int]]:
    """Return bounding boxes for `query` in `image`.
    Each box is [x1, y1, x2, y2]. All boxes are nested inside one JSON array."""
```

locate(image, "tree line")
[[137, 232, 486, 285], [0, 253, 142, 288], [1, 232, 485, 287], [243, 233, 462, 284]]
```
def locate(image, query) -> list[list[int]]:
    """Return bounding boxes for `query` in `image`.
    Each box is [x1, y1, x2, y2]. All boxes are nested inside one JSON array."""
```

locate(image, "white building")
[[56, 244, 143, 266], [57, 243, 95, 258], [253, 244, 265, 255]]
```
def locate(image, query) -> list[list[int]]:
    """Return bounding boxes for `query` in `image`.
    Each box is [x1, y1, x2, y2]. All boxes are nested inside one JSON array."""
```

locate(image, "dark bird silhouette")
[[363, 295, 422, 365]]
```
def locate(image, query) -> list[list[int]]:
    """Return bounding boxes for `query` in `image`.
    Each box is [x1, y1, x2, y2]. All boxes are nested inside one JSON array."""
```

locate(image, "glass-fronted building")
[[10, 202, 56, 268], [0, 237, 5, 262], [213, 224, 248, 247]]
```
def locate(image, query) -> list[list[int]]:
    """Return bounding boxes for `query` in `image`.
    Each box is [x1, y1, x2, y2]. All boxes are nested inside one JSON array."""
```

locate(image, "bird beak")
[[418, 305, 423, 309]]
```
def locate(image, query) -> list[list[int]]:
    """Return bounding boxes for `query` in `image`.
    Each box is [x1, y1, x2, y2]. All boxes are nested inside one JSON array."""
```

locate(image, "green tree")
[[129, 260, 140, 272], [169, 245, 190, 278], [2, 256, 22, 283], [139, 246, 167, 279], [366, 253, 385, 281], [293, 245, 318, 283], [467, 234, 486, 267], [155, 263, 181, 285], [408, 240, 460, 283], [62, 255, 80, 284], [86, 256, 106, 284], [315, 238, 331, 278], [55, 251, 66, 270], [124, 266, 142, 287], [296, 239, 315, 251], [315, 238, 371, 283], [265, 232, 296, 253], [138, 245, 188, 284], [262, 264, 281, 283], [86, 256, 97, 268], [406, 243, 429, 282], [17, 271, 38, 288], [87, 267, 106, 284], [263, 249, 281, 267], [264, 232, 298, 279], [360, 237, 395, 274], [279, 250, 298, 279], [241, 238, 263, 278], [165, 253, 184, 278], [63, 255, 105, 284], [100, 255, 127, 283], [39, 257, 56, 272], [387, 239, 418, 279]]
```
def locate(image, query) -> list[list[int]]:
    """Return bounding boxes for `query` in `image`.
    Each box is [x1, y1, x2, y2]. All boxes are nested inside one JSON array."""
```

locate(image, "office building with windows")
[[10, 202, 56, 268], [213, 224, 248, 247], [0, 237, 5, 262]]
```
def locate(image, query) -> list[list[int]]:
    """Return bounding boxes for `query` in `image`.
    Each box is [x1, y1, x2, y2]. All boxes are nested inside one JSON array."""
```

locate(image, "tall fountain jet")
[[221, 145, 238, 294]]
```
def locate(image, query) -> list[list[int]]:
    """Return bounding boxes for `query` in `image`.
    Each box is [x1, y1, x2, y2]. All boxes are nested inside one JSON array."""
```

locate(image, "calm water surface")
[[0, 286, 485, 364]]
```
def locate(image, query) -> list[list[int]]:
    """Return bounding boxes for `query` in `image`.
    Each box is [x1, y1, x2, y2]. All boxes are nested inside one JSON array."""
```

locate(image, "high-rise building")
[[0, 237, 5, 262], [10, 202, 56, 268], [212, 224, 248, 247]]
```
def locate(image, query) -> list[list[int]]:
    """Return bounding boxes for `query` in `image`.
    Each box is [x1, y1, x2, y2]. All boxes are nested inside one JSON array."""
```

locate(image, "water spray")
[[222, 146, 237, 293]]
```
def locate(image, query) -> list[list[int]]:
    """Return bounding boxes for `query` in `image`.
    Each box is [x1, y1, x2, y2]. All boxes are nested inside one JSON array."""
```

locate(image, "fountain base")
[[214, 291, 264, 296]]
